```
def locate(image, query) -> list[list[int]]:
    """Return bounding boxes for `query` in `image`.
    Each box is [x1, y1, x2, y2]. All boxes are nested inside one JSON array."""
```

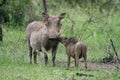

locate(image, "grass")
[[0, 62, 120, 80], [0, 22, 120, 80], [0, 3, 120, 80]]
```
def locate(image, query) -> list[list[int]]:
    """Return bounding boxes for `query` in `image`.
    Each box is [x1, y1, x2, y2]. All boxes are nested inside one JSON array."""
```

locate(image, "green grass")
[[0, 3, 120, 80], [0, 22, 120, 80], [0, 62, 120, 80]]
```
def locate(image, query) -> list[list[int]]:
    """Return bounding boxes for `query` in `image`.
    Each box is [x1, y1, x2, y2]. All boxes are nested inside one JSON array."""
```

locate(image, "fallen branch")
[[76, 73, 94, 77]]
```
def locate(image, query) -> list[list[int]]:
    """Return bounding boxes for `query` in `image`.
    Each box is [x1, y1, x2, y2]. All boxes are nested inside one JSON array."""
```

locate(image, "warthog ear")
[[63, 37, 68, 40], [59, 13, 66, 19], [42, 12, 49, 20], [70, 37, 78, 44]]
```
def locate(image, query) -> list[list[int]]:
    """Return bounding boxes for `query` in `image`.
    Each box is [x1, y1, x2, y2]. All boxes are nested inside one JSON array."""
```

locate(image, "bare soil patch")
[[85, 62, 119, 70], [56, 61, 120, 70]]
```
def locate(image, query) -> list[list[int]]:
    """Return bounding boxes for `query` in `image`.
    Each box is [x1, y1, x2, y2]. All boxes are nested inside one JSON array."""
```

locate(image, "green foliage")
[[0, 0, 120, 25], [0, 0, 43, 25]]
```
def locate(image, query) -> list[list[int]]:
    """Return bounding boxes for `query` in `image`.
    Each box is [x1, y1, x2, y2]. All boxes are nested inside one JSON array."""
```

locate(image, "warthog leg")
[[75, 53, 79, 67], [52, 46, 58, 66], [42, 47, 48, 65], [67, 55, 71, 68], [33, 51, 37, 64], [83, 46, 87, 69], [84, 55, 87, 69], [28, 40, 32, 64], [44, 53, 48, 65]]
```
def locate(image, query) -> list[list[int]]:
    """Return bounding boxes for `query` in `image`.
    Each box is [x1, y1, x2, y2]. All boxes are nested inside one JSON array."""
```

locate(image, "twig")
[[43, 0, 47, 14], [0, 24, 2, 41], [106, 39, 113, 58], [80, 12, 114, 40], [66, 14, 76, 34], [110, 38, 120, 62], [79, 15, 94, 40]]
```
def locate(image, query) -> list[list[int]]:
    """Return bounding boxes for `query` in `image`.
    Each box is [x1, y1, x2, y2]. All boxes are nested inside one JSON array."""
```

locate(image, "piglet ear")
[[69, 37, 73, 41], [59, 13, 66, 19], [65, 37, 69, 40], [70, 37, 78, 44], [42, 12, 49, 20]]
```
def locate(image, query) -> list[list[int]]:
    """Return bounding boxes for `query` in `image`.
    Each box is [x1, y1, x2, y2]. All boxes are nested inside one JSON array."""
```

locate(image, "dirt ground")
[[83, 62, 119, 70], [56, 61, 120, 70]]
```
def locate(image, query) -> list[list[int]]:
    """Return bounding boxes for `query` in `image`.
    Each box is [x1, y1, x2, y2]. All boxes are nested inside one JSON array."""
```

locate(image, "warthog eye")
[[45, 20, 50, 26], [64, 37, 67, 39]]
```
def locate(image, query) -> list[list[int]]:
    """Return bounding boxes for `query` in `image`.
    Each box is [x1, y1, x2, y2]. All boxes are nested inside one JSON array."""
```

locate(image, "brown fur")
[[26, 13, 66, 65], [35, 24, 44, 31], [60, 37, 87, 69]]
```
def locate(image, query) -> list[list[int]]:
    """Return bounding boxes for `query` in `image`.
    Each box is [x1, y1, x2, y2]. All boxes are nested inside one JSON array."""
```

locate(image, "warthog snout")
[[48, 31, 61, 39]]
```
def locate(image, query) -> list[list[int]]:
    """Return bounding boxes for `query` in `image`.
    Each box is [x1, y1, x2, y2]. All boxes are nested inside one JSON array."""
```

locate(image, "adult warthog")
[[26, 12, 66, 66]]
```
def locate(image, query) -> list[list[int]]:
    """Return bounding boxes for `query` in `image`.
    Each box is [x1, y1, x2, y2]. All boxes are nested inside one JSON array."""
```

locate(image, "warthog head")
[[42, 12, 66, 39], [60, 37, 78, 46]]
